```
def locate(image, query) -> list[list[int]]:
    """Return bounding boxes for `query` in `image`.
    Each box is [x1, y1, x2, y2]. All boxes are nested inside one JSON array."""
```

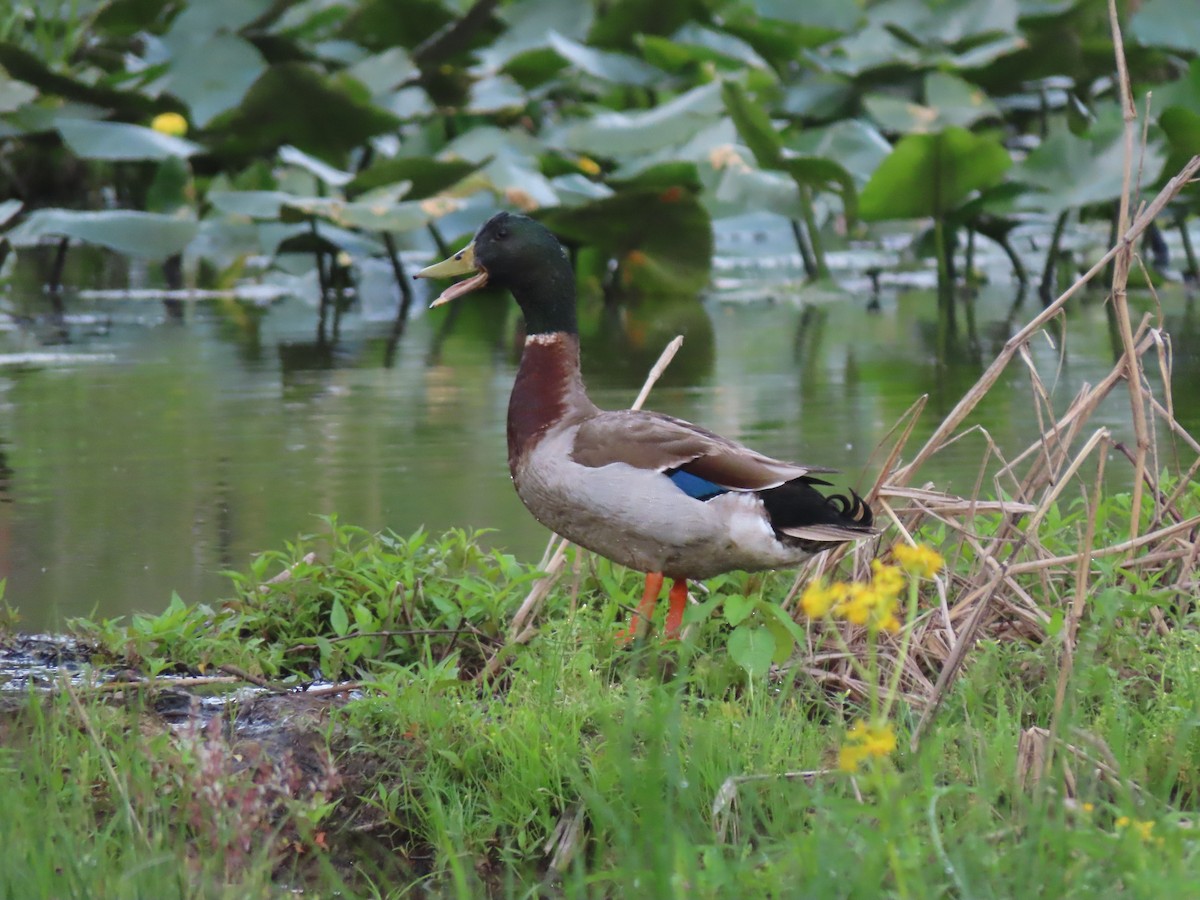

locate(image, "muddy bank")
[[0, 633, 422, 888]]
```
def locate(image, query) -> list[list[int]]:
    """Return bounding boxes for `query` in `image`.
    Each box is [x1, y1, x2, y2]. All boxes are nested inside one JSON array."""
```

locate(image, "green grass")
[[2, 493, 1199, 898]]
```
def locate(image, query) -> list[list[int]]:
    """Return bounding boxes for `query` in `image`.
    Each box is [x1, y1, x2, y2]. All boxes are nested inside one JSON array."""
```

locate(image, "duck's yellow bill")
[[415, 242, 488, 307]]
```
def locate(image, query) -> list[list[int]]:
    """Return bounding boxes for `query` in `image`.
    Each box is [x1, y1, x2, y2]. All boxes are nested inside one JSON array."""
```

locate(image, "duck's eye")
[[496, 227, 509, 240]]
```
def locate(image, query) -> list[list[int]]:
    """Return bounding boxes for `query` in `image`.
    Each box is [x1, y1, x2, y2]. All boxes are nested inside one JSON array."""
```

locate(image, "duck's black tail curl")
[[759, 477, 876, 552]]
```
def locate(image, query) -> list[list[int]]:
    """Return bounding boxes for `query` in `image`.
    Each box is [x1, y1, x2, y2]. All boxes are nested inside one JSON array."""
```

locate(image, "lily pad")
[[57, 119, 202, 161], [0, 199, 22, 228], [788, 120, 891, 187], [752, 0, 861, 31], [1131, 0, 1200, 54], [865, 72, 1000, 134], [210, 63, 402, 163], [348, 156, 483, 200], [860, 127, 1012, 221], [163, 33, 267, 128], [557, 81, 725, 157], [6, 209, 198, 260], [539, 187, 713, 295], [279, 196, 439, 234], [0, 42, 154, 118], [474, 0, 593, 73], [279, 145, 353, 188], [722, 81, 858, 217], [0, 72, 36, 113], [1015, 124, 1163, 217], [547, 32, 666, 87]]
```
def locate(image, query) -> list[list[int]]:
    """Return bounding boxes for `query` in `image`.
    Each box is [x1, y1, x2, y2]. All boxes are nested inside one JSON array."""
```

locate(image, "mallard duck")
[[417, 212, 875, 638]]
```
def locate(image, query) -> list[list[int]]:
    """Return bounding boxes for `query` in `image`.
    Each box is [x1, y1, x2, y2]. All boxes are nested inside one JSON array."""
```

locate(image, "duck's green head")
[[417, 212, 576, 335]]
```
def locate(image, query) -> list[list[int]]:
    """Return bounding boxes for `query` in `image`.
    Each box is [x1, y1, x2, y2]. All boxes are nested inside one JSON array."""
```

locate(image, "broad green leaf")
[[667, 24, 770, 71], [539, 187, 713, 294], [208, 190, 297, 219], [280, 197, 439, 234], [279, 145, 353, 187], [6, 209, 197, 260], [723, 82, 857, 219], [778, 155, 858, 221], [763, 615, 796, 664], [348, 156, 483, 199], [1159, 108, 1200, 191], [468, 74, 527, 113], [865, 73, 999, 134], [330, 597, 349, 636], [860, 128, 1012, 221], [1015, 125, 1163, 217], [610, 161, 702, 194], [723, 594, 756, 627], [0, 42, 154, 118], [753, 0, 860, 30], [345, 47, 418, 96], [925, 73, 1000, 128], [547, 32, 666, 87], [210, 63, 401, 162], [789, 120, 891, 187], [0, 72, 36, 113], [58, 119, 201, 161], [872, 0, 1019, 47], [164, 33, 266, 127], [780, 75, 854, 120], [1131, 0, 1200, 54], [587, 0, 697, 50], [0, 199, 21, 228], [558, 82, 725, 157], [161, 0, 273, 53], [475, 0, 593, 72], [713, 165, 805, 220], [728, 625, 775, 678]]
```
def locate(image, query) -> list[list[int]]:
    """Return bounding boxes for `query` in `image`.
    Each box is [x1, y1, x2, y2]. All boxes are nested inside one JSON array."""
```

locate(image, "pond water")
[[1, 217, 1196, 629]]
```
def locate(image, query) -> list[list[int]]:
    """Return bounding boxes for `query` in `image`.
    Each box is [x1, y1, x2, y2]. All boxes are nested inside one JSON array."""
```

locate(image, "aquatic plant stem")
[[890, 153, 1200, 488], [1107, 0, 1150, 546], [798, 187, 829, 280]]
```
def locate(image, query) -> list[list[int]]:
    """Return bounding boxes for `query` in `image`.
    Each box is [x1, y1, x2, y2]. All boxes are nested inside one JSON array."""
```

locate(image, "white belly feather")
[[512, 426, 818, 579]]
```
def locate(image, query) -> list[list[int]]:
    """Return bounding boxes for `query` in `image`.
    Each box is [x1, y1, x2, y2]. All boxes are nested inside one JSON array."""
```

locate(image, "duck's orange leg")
[[664, 578, 689, 639], [626, 572, 665, 639]]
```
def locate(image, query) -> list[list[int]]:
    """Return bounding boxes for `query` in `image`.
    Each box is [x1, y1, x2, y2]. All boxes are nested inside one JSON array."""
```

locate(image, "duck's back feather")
[[570, 409, 829, 491]]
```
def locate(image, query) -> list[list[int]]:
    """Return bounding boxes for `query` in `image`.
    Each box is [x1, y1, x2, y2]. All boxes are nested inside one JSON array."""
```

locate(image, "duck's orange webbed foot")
[[616, 571, 664, 643], [663, 578, 689, 639]]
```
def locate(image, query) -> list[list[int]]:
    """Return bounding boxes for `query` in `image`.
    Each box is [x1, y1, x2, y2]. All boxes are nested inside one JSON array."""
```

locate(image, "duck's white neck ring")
[[524, 331, 571, 346]]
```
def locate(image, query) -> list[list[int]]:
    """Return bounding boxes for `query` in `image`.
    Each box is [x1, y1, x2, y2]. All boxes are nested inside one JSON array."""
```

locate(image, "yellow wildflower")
[[151, 112, 188, 137], [577, 156, 601, 176], [869, 560, 905, 599], [830, 580, 899, 633], [838, 720, 897, 772], [800, 579, 843, 619], [1115, 817, 1159, 843], [893, 543, 944, 579], [832, 582, 869, 625]]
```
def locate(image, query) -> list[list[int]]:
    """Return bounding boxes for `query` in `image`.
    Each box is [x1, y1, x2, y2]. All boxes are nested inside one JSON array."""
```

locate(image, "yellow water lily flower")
[[151, 112, 188, 137]]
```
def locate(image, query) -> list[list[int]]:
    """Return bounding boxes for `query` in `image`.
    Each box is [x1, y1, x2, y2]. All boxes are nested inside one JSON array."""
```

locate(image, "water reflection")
[[0, 250, 1194, 629]]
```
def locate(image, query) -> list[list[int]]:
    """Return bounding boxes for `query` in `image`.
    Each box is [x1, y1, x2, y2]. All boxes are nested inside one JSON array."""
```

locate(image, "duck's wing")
[[570, 409, 833, 491]]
